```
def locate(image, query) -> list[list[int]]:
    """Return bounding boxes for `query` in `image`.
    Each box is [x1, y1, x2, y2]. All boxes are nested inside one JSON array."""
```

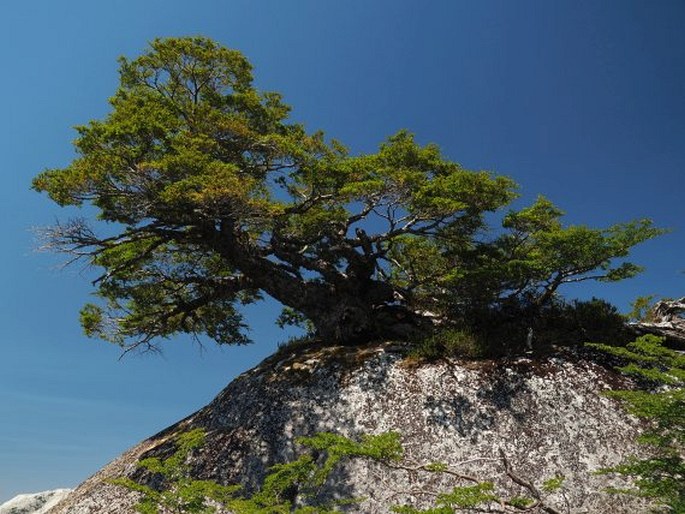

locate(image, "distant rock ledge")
[[0, 490, 72, 514], [47, 342, 651, 513]]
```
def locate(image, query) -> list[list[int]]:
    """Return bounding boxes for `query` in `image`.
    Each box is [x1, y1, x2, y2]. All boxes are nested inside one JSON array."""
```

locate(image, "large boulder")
[[0, 490, 72, 514], [47, 342, 650, 513]]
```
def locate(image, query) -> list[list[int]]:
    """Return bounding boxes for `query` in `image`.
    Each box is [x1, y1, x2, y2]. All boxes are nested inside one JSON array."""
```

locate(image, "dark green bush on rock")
[[410, 296, 631, 360]]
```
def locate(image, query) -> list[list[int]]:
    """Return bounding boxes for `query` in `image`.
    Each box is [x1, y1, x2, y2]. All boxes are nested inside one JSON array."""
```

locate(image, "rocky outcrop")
[[630, 296, 685, 346], [0, 490, 72, 514], [47, 342, 651, 513]]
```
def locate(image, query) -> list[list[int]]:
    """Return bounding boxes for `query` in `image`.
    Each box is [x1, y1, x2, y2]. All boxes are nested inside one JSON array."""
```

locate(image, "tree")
[[589, 335, 685, 512], [114, 429, 405, 513], [116, 428, 567, 513], [33, 36, 662, 351], [111, 429, 240, 514]]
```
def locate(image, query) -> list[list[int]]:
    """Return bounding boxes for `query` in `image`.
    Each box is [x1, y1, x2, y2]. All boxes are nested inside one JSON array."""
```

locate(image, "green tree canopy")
[[34, 36, 663, 351]]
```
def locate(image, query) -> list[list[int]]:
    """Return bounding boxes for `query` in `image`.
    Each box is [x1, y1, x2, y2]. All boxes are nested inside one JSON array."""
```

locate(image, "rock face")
[[0, 490, 72, 514], [47, 342, 651, 513]]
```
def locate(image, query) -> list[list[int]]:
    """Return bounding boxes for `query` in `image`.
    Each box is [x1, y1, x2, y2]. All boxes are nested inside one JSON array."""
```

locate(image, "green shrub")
[[588, 335, 685, 512], [410, 328, 485, 360], [115, 428, 568, 513], [432, 297, 630, 358]]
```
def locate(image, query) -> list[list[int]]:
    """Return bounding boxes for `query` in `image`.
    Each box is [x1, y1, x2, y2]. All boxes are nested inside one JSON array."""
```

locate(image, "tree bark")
[[203, 220, 426, 344]]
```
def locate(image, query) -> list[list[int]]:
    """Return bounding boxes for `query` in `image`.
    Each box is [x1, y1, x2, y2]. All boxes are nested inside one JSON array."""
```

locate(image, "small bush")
[[411, 328, 485, 360], [529, 297, 630, 348], [625, 295, 659, 323]]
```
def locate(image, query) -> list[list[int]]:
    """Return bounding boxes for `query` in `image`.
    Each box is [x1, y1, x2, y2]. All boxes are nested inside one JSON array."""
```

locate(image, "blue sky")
[[1, 0, 684, 502]]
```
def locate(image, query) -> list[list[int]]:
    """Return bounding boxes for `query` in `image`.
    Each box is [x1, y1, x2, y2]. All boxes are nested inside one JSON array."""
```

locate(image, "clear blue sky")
[[1, 0, 683, 502]]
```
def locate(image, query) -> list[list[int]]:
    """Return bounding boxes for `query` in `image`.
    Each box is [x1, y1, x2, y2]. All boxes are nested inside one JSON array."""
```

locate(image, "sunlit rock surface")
[[0, 490, 71, 514], [47, 342, 650, 513]]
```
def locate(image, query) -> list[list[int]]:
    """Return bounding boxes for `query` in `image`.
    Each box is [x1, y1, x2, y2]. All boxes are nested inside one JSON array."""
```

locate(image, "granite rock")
[[47, 342, 650, 513]]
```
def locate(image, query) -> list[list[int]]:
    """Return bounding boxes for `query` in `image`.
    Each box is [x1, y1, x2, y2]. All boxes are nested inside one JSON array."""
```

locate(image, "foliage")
[[116, 428, 569, 513], [34, 36, 663, 351], [391, 483, 498, 513], [626, 295, 659, 323], [527, 297, 630, 349], [588, 335, 685, 512], [409, 328, 484, 360], [275, 334, 317, 355], [276, 307, 315, 335], [297, 431, 404, 485], [110, 429, 240, 514], [541, 476, 565, 493], [419, 296, 631, 359], [506, 496, 536, 509], [403, 196, 662, 319], [117, 429, 403, 513]]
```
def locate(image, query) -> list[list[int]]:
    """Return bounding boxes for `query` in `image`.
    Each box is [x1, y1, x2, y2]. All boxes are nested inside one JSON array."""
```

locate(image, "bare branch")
[[498, 449, 563, 514]]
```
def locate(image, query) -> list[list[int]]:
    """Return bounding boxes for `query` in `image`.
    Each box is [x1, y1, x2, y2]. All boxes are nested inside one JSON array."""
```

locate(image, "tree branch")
[[498, 449, 563, 514]]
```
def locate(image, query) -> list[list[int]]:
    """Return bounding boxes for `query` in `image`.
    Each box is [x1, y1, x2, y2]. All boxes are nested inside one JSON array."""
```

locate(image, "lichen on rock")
[[47, 342, 651, 513]]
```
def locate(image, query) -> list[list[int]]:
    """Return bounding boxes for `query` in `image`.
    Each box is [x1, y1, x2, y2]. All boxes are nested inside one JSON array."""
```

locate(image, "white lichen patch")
[[48, 343, 650, 514]]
